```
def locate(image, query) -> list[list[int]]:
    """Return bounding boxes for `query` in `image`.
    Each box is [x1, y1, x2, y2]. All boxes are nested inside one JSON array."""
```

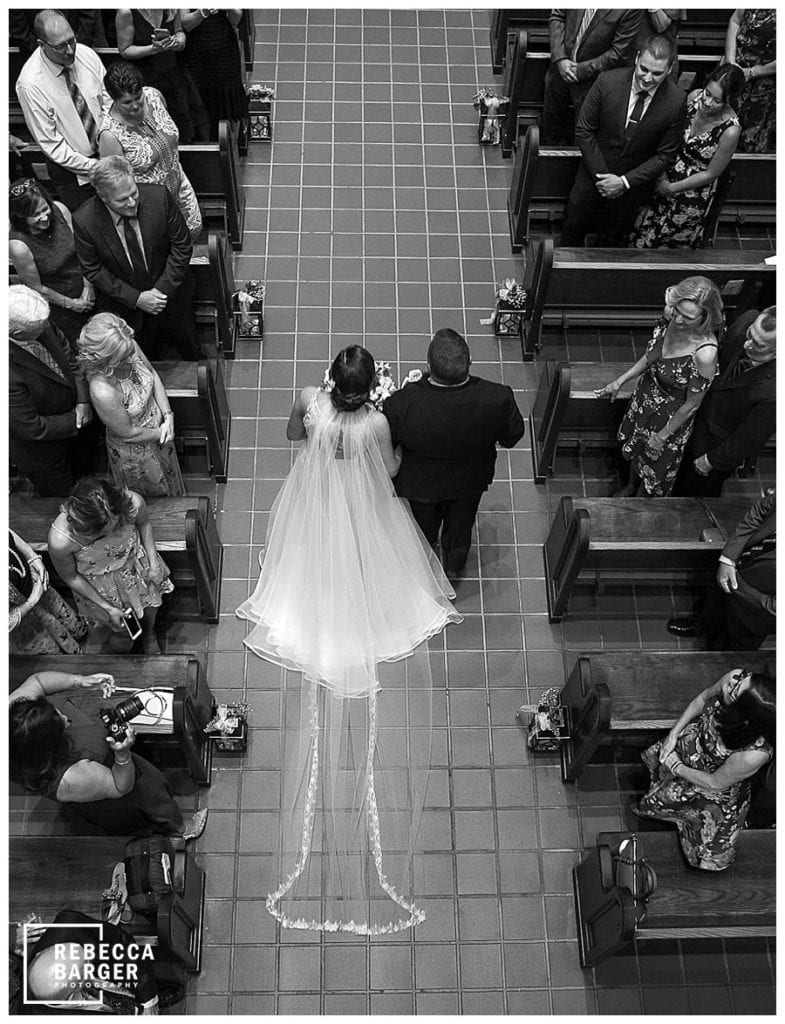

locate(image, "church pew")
[[9, 654, 215, 785], [179, 121, 246, 252], [559, 650, 774, 782], [523, 238, 774, 360], [542, 495, 753, 621], [155, 359, 231, 482], [239, 9, 256, 72], [9, 494, 223, 623], [191, 230, 237, 360], [574, 829, 775, 967]]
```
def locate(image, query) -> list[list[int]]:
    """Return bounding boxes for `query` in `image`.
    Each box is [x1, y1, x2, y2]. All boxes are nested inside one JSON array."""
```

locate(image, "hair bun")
[[331, 389, 369, 412]]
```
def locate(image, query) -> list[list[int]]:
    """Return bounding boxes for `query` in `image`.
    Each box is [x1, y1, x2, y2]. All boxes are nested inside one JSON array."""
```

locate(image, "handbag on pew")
[[124, 836, 175, 918], [611, 833, 657, 923]]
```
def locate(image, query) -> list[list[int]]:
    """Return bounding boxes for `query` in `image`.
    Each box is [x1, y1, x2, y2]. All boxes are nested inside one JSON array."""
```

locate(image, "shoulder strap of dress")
[[693, 341, 719, 353], [49, 521, 83, 548]]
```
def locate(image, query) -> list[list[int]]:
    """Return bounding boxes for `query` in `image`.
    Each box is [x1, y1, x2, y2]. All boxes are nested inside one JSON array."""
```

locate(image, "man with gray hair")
[[9, 284, 98, 496], [73, 155, 198, 360]]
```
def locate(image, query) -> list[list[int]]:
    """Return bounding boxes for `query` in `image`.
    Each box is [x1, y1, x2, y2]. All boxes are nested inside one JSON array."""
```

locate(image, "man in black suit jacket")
[[72, 156, 198, 360], [673, 307, 776, 498], [9, 284, 99, 496], [561, 34, 687, 246], [383, 329, 525, 579], [542, 8, 641, 145]]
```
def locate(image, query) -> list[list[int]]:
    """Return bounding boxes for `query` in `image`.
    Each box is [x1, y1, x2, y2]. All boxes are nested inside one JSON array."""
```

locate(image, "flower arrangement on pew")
[[481, 278, 527, 337], [234, 280, 265, 338], [322, 363, 423, 410], [247, 83, 275, 141], [206, 700, 253, 753], [525, 686, 570, 752], [472, 87, 509, 146]]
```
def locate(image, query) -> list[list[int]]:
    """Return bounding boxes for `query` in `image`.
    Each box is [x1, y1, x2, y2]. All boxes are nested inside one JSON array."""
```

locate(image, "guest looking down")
[[181, 9, 249, 140], [725, 8, 776, 153]]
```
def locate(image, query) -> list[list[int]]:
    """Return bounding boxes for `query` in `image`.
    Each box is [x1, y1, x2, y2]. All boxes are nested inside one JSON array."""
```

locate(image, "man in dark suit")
[[72, 155, 198, 360], [667, 491, 775, 650], [561, 33, 687, 247], [673, 307, 776, 498], [9, 284, 100, 496], [542, 8, 641, 145], [383, 329, 525, 579]]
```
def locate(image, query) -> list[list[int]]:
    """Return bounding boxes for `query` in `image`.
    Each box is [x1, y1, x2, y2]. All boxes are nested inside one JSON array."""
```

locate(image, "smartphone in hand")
[[122, 608, 143, 640]]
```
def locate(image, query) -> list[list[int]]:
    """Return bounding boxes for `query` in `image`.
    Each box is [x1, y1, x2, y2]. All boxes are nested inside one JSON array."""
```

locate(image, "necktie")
[[121, 216, 148, 282], [62, 67, 98, 153], [17, 338, 68, 382], [572, 8, 596, 60], [731, 356, 754, 378], [624, 89, 647, 144]]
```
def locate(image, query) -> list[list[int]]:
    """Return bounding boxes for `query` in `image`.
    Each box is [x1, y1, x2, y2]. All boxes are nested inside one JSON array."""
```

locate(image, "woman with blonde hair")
[[77, 313, 184, 497], [596, 276, 722, 496]]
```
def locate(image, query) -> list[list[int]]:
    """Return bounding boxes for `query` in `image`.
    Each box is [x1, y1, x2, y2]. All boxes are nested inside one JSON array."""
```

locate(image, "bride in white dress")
[[237, 346, 462, 934]]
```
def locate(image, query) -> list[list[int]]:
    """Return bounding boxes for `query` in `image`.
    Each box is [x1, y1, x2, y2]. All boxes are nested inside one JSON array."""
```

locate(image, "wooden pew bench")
[[155, 359, 231, 482], [10, 494, 222, 623], [9, 655, 215, 785], [542, 495, 752, 620], [191, 231, 237, 360], [179, 121, 246, 252], [559, 650, 774, 781], [10, 836, 205, 972], [574, 829, 775, 967]]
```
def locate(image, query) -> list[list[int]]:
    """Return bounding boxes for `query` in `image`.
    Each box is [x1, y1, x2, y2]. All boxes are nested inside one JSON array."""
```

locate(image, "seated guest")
[[15, 9, 105, 211], [72, 155, 199, 361], [78, 313, 185, 497], [9, 284, 99, 497], [48, 476, 173, 654], [182, 9, 249, 140], [10, 668, 207, 839], [633, 667, 774, 870], [595, 276, 721, 496], [542, 9, 641, 145], [9, 8, 97, 53], [628, 64, 743, 249], [673, 307, 775, 497], [725, 8, 776, 153], [98, 61, 202, 240], [9, 177, 95, 342], [10, 528, 88, 655]]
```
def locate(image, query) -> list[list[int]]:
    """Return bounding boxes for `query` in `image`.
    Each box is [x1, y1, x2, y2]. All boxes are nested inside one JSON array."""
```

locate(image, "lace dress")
[[617, 321, 717, 496], [628, 95, 740, 248], [637, 696, 772, 870], [98, 87, 202, 238]]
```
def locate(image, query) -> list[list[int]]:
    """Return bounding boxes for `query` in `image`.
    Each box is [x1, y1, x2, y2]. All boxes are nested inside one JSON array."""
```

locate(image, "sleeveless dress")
[[237, 389, 462, 934], [9, 204, 88, 341], [98, 87, 202, 238], [637, 695, 772, 870], [734, 8, 776, 154], [183, 11, 248, 136], [628, 95, 740, 249], [103, 353, 185, 497], [617, 321, 717, 496]]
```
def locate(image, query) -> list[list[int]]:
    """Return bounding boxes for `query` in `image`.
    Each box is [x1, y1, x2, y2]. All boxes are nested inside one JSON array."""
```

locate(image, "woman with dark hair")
[[725, 8, 776, 153], [47, 476, 173, 654], [8, 178, 95, 342], [237, 346, 461, 935], [633, 668, 775, 870], [9, 669, 206, 838], [181, 9, 249, 140], [628, 63, 743, 248], [98, 61, 202, 239]]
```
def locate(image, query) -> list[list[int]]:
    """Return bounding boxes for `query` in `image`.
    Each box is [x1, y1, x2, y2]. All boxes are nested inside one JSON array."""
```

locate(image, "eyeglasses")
[[9, 179, 36, 198], [42, 36, 76, 52]]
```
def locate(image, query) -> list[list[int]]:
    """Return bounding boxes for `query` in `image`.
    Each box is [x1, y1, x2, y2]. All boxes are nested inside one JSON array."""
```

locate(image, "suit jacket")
[[72, 183, 193, 319], [723, 492, 776, 621], [687, 310, 776, 473], [575, 67, 687, 190], [550, 9, 641, 81], [383, 375, 525, 502]]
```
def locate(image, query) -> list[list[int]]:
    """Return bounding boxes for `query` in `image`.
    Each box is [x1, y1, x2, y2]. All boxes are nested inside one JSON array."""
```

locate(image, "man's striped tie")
[[572, 8, 596, 60], [62, 67, 98, 153]]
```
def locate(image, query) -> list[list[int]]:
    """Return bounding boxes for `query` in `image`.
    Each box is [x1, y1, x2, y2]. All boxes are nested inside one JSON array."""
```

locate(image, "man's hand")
[[75, 403, 93, 428], [557, 58, 579, 83], [717, 561, 738, 593], [9, 134, 27, 155], [693, 453, 713, 476], [595, 173, 625, 198], [136, 289, 168, 315]]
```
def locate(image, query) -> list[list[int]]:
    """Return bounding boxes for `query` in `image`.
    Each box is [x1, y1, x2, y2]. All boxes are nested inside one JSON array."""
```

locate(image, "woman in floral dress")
[[632, 668, 774, 871], [725, 8, 777, 153], [98, 61, 202, 239], [595, 277, 722, 496], [628, 64, 742, 249]]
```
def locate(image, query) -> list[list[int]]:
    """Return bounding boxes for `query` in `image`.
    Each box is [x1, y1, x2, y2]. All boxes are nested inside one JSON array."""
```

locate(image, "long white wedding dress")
[[237, 390, 462, 933]]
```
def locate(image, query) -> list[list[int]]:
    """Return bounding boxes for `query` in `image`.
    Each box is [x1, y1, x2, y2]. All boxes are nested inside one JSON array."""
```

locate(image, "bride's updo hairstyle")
[[329, 346, 376, 412]]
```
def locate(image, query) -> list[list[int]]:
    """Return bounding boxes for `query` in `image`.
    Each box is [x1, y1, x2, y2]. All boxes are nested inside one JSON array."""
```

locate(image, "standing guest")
[[667, 491, 775, 650], [78, 313, 185, 497], [115, 8, 210, 145], [628, 65, 743, 249], [72, 155, 199, 361], [725, 8, 776, 153], [15, 9, 104, 211], [596, 277, 721, 496], [9, 178, 95, 343], [542, 9, 641, 145], [633, 668, 774, 870], [673, 307, 775, 498], [98, 61, 202, 239], [561, 34, 687, 247], [9, 9, 97, 53], [383, 329, 526, 579], [182, 9, 249, 141], [9, 285, 99, 497]]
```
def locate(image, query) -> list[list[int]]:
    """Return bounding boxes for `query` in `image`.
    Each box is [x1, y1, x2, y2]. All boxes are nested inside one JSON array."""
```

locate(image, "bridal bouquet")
[[323, 363, 423, 410]]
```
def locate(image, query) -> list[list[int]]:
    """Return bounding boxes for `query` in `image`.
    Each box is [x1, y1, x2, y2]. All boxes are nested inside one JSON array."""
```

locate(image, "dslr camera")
[[99, 696, 145, 742]]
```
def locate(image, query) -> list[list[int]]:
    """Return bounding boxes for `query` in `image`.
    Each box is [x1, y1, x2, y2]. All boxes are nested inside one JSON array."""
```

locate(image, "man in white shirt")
[[16, 9, 105, 210]]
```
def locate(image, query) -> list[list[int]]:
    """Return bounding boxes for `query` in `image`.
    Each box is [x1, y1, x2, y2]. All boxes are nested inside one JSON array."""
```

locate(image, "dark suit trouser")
[[672, 456, 729, 498], [45, 157, 96, 213], [696, 576, 775, 651], [541, 66, 593, 146], [12, 440, 74, 496], [408, 494, 483, 575], [562, 163, 643, 246], [134, 273, 199, 361]]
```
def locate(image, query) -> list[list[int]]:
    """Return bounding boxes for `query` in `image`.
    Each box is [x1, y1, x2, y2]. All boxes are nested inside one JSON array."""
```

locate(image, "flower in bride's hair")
[[401, 368, 423, 387], [370, 361, 397, 409], [322, 367, 334, 392]]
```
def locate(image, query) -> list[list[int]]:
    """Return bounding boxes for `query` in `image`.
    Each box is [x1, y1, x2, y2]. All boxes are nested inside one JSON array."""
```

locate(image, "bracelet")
[[673, 760, 684, 777]]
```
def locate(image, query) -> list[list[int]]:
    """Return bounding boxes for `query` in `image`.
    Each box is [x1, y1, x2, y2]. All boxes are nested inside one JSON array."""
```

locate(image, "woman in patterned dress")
[[47, 476, 174, 654], [632, 668, 774, 871], [98, 61, 202, 239], [595, 277, 722, 496], [628, 64, 743, 249], [725, 8, 776, 153], [77, 314, 184, 499]]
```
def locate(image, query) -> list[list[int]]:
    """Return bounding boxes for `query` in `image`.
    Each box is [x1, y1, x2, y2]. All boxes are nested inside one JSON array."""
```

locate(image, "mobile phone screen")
[[123, 610, 143, 640]]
